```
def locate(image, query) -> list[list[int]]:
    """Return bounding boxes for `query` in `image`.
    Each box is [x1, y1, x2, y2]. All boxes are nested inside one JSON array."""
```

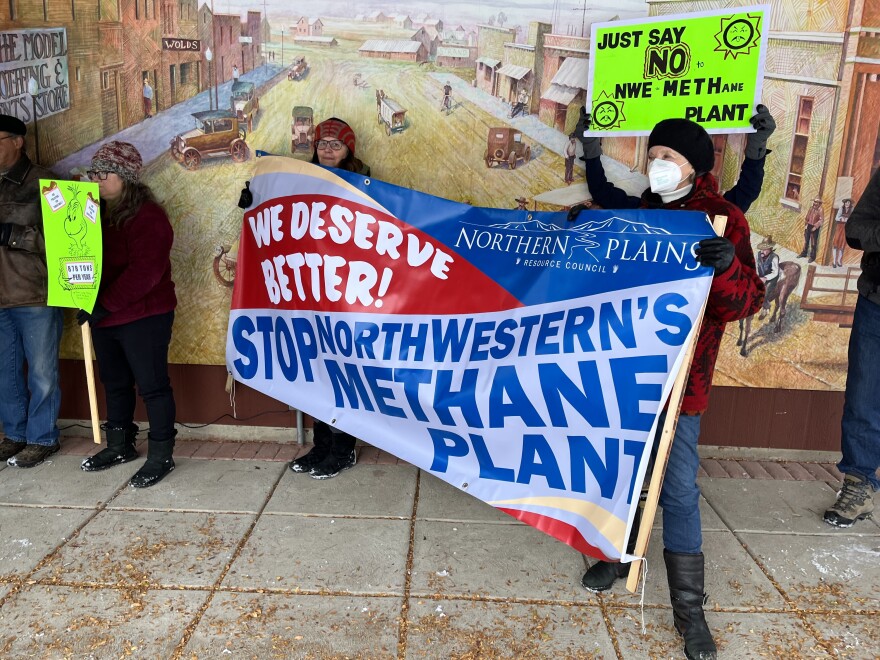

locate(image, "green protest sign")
[[39, 179, 103, 312], [587, 5, 770, 136]]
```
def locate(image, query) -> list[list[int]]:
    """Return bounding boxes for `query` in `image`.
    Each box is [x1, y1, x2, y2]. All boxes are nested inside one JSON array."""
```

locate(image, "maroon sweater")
[[642, 174, 765, 413], [96, 200, 176, 328]]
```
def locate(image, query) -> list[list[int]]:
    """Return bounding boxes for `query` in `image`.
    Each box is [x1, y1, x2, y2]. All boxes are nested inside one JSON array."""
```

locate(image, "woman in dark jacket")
[[77, 141, 178, 488], [292, 118, 370, 480], [574, 118, 765, 660]]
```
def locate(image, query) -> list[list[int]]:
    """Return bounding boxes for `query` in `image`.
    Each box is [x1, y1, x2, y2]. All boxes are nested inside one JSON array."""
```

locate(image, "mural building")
[[2, 0, 877, 396]]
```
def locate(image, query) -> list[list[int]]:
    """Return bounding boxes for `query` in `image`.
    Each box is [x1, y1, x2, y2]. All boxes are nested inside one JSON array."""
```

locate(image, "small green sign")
[[587, 5, 770, 136], [40, 179, 103, 312]]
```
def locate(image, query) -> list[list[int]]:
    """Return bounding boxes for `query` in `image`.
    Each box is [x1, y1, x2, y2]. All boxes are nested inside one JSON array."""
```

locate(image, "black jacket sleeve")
[[722, 155, 765, 215], [847, 168, 880, 253], [583, 156, 641, 209]]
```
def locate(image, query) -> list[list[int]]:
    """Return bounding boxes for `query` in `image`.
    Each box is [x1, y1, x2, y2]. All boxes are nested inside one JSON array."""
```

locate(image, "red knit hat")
[[315, 118, 356, 156], [90, 141, 143, 182]]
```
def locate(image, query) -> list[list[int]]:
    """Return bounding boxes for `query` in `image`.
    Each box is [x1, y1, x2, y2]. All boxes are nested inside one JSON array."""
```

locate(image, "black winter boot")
[[82, 424, 139, 472], [310, 430, 357, 480], [582, 504, 642, 592], [664, 550, 717, 660], [289, 420, 333, 473], [129, 432, 176, 488]]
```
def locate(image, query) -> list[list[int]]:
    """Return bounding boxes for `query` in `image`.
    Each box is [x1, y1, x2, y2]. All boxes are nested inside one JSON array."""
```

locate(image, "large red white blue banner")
[[226, 157, 714, 561]]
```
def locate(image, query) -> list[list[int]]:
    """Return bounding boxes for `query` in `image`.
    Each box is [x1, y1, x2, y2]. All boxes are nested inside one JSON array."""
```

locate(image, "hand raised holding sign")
[[576, 108, 603, 161], [744, 104, 776, 160]]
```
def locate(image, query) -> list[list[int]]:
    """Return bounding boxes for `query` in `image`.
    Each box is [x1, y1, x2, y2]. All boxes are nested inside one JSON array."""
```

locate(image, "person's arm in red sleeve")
[[99, 204, 173, 312]]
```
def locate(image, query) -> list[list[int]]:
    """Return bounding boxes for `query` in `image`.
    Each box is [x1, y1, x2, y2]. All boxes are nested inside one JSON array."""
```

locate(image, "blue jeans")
[[838, 295, 880, 491], [656, 413, 703, 555], [0, 306, 63, 446]]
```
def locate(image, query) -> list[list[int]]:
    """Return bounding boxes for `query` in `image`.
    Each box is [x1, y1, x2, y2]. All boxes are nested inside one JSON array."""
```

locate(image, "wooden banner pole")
[[80, 322, 102, 445], [626, 215, 727, 593]]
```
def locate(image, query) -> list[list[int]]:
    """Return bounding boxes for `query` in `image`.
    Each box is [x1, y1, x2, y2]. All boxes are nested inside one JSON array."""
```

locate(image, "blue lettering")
[[654, 293, 691, 346], [315, 314, 335, 353], [399, 323, 427, 361], [394, 368, 432, 422], [563, 306, 596, 353], [569, 435, 619, 499], [381, 322, 402, 360], [256, 316, 274, 379], [428, 427, 469, 472], [274, 318, 298, 381], [434, 369, 483, 427], [325, 361, 375, 411], [363, 366, 406, 418], [353, 321, 379, 359], [539, 361, 609, 428], [624, 439, 647, 504], [609, 355, 666, 431], [292, 318, 318, 382], [517, 434, 565, 490], [432, 318, 472, 362], [334, 321, 353, 357], [599, 299, 636, 350], [535, 311, 564, 355], [469, 321, 495, 361], [470, 433, 515, 481], [489, 365, 544, 428], [490, 318, 518, 360], [231, 316, 258, 379]]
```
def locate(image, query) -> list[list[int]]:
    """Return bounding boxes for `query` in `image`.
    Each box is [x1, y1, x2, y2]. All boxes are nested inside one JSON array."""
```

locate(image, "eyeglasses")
[[315, 140, 344, 151], [86, 170, 111, 180]]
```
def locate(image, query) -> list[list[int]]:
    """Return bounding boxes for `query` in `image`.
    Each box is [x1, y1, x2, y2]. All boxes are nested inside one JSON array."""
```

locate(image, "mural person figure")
[[510, 87, 529, 117], [0, 114, 64, 469], [564, 133, 578, 185], [78, 141, 178, 488], [514, 196, 529, 210], [232, 64, 240, 81], [570, 113, 766, 660], [824, 169, 880, 527], [755, 236, 780, 320], [440, 83, 452, 113], [142, 77, 153, 119], [799, 197, 824, 262], [292, 118, 369, 479], [831, 198, 853, 268]]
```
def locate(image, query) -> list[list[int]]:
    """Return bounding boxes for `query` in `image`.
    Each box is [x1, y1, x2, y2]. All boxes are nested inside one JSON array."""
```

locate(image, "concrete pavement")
[[0, 435, 877, 659]]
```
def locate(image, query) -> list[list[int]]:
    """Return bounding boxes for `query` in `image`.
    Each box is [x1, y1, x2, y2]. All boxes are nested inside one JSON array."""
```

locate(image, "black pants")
[[92, 312, 176, 441]]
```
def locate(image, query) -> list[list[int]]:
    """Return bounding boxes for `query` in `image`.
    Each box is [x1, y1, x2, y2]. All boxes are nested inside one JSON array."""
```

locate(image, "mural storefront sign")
[[1, 0, 872, 397], [0, 28, 70, 123]]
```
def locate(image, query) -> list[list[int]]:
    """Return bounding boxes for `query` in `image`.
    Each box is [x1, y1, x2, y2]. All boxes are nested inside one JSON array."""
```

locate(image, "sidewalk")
[[0, 437, 876, 658]]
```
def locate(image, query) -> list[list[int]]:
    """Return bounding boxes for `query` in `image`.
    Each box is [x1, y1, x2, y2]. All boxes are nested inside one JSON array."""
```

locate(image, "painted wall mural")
[[2, 0, 877, 392]]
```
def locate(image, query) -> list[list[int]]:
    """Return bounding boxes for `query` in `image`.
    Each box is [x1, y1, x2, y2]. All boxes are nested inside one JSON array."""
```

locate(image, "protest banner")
[[226, 157, 716, 563], [40, 178, 103, 443], [586, 5, 770, 136]]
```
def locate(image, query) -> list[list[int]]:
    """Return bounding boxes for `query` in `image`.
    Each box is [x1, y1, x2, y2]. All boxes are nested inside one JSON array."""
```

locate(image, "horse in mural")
[[737, 260, 802, 357]]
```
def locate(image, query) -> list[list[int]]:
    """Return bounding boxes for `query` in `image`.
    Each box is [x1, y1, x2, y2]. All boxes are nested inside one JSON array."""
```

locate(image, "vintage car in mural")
[[377, 96, 407, 136], [485, 127, 531, 169], [291, 106, 315, 152], [170, 111, 249, 170], [288, 56, 309, 81], [230, 80, 259, 132]]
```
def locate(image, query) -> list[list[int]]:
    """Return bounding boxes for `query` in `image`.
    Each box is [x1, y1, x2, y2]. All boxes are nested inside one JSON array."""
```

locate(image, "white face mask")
[[648, 159, 685, 194]]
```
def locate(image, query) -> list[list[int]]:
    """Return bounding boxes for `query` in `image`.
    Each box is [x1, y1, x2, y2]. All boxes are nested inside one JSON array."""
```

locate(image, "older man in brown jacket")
[[0, 114, 63, 468]]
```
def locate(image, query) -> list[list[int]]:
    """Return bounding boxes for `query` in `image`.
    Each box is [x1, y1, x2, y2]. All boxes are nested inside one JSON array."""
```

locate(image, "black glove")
[[695, 237, 736, 273], [238, 181, 253, 209], [567, 202, 590, 222], [575, 107, 602, 161], [745, 104, 775, 160], [76, 303, 110, 326], [0, 223, 13, 246]]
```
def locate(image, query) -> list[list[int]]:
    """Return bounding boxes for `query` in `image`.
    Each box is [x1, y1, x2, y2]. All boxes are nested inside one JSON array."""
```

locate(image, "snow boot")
[[290, 420, 333, 473], [82, 424, 139, 471], [129, 431, 176, 488]]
